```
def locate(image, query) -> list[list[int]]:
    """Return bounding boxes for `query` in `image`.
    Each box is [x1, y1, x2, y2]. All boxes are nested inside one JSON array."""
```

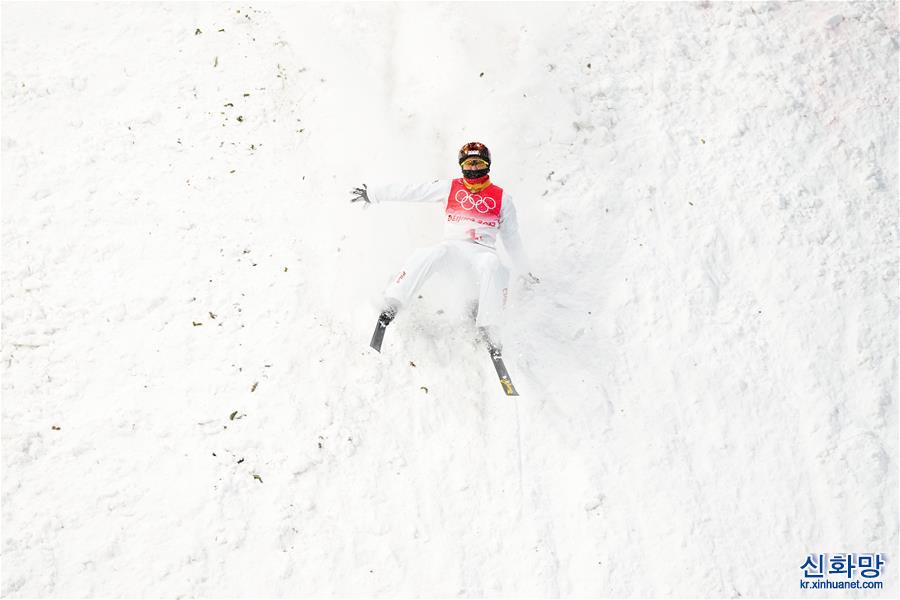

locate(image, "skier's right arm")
[[351, 180, 450, 204]]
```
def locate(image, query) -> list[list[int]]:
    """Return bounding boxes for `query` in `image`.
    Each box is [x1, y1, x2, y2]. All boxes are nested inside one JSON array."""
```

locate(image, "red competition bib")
[[445, 178, 503, 229]]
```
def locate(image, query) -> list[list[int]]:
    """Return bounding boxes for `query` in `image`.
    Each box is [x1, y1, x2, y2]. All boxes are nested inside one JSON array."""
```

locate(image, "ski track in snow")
[[2, 1, 898, 597]]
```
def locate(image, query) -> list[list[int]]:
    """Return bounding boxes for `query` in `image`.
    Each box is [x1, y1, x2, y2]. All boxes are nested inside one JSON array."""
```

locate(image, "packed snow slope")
[[2, 2, 897, 597]]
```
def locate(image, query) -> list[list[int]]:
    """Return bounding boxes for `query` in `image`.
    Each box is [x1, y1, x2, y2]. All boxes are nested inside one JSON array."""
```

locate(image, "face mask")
[[462, 167, 490, 179]]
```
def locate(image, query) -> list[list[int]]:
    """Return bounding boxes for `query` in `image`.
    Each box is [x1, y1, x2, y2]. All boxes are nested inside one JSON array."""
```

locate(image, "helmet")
[[458, 142, 491, 167]]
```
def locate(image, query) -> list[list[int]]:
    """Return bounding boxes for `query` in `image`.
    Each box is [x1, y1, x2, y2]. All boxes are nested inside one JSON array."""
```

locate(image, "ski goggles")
[[460, 157, 489, 169]]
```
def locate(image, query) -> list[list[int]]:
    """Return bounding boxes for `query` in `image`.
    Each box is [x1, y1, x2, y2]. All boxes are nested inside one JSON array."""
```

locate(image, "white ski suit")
[[368, 178, 529, 328]]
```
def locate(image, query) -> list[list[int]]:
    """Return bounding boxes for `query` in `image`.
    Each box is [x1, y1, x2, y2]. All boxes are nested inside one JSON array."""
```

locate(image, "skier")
[[350, 142, 538, 372]]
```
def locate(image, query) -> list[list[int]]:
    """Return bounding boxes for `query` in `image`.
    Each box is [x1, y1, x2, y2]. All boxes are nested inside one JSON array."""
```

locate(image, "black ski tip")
[[370, 323, 386, 352], [370, 311, 394, 353]]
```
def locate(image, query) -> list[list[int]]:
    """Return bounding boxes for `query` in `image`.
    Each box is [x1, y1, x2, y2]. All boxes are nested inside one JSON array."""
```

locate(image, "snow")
[[2, 1, 897, 597]]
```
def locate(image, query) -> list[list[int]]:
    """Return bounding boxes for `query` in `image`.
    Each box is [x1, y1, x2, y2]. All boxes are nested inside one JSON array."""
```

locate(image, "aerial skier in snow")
[[350, 141, 538, 395]]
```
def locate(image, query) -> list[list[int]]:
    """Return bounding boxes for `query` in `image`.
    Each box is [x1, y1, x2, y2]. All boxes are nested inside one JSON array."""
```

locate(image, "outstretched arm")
[[354, 180, 451, 204]]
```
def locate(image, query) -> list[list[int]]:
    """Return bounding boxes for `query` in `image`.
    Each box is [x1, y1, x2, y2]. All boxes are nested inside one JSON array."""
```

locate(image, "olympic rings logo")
[[455, 189, 497, 214]]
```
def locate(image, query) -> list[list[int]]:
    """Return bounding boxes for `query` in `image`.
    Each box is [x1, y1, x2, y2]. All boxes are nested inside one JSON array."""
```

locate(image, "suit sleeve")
[[499, 196, 530, 275], [367, 180, 451, 204]]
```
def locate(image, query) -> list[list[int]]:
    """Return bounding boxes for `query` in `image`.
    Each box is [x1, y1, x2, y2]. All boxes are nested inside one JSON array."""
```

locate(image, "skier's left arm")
[[499, 196, 539, 283]]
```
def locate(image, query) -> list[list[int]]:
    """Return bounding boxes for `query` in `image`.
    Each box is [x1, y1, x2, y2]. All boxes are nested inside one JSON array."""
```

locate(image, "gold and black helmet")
[[458, 142, 491, 166]]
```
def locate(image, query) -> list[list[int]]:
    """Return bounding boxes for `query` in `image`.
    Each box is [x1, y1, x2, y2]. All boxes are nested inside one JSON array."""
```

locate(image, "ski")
[[488, 346, 519, 396], [369, 310, 394, 353], [370, 322, 387, 352]]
